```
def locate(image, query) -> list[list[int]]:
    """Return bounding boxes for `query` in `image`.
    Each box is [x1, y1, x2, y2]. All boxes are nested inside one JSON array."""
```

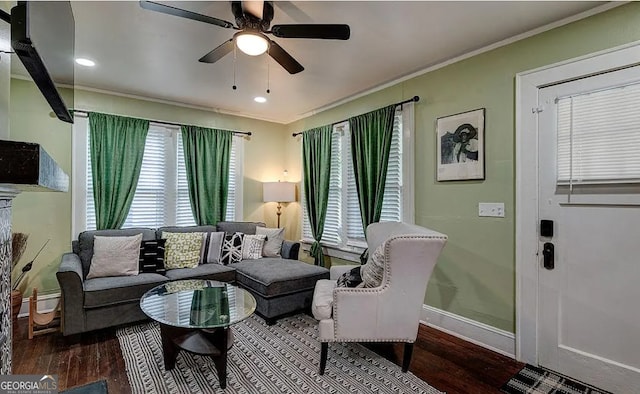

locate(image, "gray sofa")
[[57, 222, 329, 336]]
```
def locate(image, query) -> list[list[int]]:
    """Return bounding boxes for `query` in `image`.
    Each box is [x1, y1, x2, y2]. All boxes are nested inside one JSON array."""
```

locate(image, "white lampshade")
[[235, 31, 269, 56], [263, 182, 296, 203]]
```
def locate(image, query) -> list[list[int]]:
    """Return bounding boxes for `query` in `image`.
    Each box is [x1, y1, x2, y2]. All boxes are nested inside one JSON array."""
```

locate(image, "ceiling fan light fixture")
[[235, 31, 269, 56]]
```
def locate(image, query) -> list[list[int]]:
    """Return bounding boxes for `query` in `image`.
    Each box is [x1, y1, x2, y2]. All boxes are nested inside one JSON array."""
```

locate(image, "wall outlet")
[[479, 203, 505, 218]]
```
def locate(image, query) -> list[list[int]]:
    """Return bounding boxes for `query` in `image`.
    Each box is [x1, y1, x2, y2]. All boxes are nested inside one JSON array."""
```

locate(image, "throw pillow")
[[360, 242, 386, 288], [220, 232, 244, 265], [200, 232, 225, 264], [336, 266, 363, 288], [242, 234, 267, 260], [87, 234, 143, 279], [255, 227, 284, 257], [162, 232, 204, 269], [139, 239, 166, 274]]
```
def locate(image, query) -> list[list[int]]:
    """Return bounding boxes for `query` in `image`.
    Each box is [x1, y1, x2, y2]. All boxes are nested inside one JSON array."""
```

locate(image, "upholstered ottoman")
[[232, 259, 329, 324]]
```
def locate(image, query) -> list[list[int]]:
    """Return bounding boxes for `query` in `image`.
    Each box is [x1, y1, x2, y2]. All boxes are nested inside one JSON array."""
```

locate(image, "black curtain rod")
[[72, 110, 252, 136], [0, 10, 10, 24], [292, 95, 419, 137]]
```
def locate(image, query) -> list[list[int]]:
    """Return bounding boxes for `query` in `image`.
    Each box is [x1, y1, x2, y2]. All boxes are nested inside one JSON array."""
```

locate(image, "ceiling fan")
[[140, 1, 351, 74]]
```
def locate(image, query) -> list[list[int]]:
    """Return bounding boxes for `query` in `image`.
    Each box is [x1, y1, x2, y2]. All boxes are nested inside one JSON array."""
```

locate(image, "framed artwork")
[[436, 108, 485, 181]]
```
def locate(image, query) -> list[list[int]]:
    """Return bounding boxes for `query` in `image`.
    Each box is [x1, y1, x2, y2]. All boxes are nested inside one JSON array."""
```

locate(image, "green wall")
[[9, 79, 289, 297], [285, 3, 640, 332]]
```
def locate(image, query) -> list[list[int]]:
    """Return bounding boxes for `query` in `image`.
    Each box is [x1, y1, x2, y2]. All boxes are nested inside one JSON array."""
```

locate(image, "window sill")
[[300, 240, 365, 263]]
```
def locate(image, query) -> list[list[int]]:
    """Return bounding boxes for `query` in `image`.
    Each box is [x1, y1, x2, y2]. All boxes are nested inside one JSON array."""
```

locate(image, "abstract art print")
[[436, 108, 485, 181]]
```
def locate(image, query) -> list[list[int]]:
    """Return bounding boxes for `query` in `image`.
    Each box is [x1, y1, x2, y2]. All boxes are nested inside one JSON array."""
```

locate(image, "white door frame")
[[515, 40, 640, 364]]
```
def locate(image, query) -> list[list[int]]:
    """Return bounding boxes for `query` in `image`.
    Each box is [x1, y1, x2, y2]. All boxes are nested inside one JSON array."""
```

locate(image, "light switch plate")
[[479, 203, 505, 217]]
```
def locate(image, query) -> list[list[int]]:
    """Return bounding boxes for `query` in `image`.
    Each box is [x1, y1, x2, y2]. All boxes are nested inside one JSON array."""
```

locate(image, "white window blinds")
[[557, 82, 640, 184], [225, 137, 239, 221], [176, 132, 196, 226], [85, 124, 242, 231], [302, 107, 405, 249], [323, 127, 344, 246]]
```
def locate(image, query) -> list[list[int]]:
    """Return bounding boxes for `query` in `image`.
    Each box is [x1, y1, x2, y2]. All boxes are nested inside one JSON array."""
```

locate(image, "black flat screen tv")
[[11, 1, 74, 123]]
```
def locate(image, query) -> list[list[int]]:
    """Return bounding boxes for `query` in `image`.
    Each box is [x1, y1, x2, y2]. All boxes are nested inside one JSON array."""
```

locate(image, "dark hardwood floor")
[[13, 317, 523, 393]]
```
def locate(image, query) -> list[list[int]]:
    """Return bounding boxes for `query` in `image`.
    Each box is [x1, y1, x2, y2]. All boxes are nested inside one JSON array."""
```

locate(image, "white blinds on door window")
[[557, 82, 640, 184]]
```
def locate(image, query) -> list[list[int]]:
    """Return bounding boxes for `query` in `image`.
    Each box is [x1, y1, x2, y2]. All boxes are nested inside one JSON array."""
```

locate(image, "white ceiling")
[[12, 1, 608, 124]]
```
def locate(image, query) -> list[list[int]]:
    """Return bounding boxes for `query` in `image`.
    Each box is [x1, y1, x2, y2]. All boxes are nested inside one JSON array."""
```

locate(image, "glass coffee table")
[[140, 279, 256, 389]]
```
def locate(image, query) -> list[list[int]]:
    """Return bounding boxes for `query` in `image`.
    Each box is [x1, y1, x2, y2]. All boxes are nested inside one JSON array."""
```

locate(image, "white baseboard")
[[420, 304, 516, 359], [17, 292, 61, 318]]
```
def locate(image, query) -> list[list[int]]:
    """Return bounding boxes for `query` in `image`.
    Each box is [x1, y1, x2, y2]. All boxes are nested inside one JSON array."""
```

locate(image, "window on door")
[[73, 117, 244, 235], [557, 81, 640, 184]]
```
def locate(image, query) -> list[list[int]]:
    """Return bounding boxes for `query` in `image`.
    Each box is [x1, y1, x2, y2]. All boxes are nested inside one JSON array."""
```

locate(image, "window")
[[73, 117, 244, 235], [302, 104, 414, 255], [557, 81, 640, 184]]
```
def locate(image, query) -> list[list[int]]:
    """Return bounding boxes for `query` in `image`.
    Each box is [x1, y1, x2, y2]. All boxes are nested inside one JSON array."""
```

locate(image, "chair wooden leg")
[[319, 342, 328, 375], [402, 342, 414, 372]]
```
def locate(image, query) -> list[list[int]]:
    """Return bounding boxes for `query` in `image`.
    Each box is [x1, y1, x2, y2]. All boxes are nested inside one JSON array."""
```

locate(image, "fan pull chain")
[[232, 45, 237, 90], [266, 55, 270, 94]]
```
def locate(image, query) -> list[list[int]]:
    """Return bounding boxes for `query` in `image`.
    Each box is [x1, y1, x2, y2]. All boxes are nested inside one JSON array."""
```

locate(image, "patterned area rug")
[[501, 364, 611, 394], [117, 314, 442, 394]]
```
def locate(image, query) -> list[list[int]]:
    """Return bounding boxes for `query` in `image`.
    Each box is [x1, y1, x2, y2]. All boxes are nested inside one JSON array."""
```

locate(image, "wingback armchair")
[[311, 222, 447, 374]]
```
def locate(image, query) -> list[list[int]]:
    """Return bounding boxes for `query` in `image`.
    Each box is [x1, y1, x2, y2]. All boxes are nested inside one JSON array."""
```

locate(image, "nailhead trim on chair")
[[331, 234, 447, 341]]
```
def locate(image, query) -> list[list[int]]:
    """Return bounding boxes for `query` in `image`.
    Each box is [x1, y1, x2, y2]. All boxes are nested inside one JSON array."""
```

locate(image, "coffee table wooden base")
[[160, 323, 234, 389]]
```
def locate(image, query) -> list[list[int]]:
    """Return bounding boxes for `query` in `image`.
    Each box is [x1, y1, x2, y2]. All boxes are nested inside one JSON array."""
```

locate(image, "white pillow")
[[87, 234, 143, 279], [256, 227, 284, 257], [242, 234, 267, 260]]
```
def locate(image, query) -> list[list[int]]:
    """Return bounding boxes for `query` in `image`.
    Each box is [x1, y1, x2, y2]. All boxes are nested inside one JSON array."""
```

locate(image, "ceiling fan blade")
[[199, 39, 234, 63], [140, 1, 235, 29], [270, 24, 350, 40], [268, 40, 304, 74], [242, 0, 264, 20]]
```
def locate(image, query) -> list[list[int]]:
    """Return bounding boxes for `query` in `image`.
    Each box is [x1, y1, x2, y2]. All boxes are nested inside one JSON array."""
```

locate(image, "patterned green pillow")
[[162, 232, 204, 269]]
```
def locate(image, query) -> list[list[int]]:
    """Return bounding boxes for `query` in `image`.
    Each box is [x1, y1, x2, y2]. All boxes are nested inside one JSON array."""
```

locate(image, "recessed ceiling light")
[[254, 96, 267, 103], [75, 58, 96, 67]]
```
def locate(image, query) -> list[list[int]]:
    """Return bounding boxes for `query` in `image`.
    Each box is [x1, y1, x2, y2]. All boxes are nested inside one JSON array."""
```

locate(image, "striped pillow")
[[200, 232, 225, 264], [139, 239, 166, 274]]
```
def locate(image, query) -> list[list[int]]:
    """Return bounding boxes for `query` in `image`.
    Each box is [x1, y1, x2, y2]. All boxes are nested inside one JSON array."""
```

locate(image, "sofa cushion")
[[242, 234, 266, 260], [162, 232, 204, 269], [216, 221, 265, 235], [163, 263, 236, 282], [221, 232, 244, 265], [84, 273, 168, 308], [256, 227, 284, 257], [201, 232, 225, 264], [155, 225, 217, 240], [233, 259, 329, 297], [86, 234, 143, 279], [78, 228, 156, 279], [139, 239, 166, 274], [312, 279, 337, 320]]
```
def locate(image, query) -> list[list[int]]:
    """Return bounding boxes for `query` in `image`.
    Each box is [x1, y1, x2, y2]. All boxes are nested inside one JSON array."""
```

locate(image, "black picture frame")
[[436, 108, 485, 181]]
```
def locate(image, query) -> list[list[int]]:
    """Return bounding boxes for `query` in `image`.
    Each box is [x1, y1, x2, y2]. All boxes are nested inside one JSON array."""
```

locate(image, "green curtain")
[[89, 112, 149, 230], [181, 125, 233, 225], [349, 105, 396, 262], [302, 125, 333, 266]]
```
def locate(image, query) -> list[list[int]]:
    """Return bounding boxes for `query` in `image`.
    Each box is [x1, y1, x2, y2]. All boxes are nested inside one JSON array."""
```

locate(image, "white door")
[[537, 66, 640, 393]]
